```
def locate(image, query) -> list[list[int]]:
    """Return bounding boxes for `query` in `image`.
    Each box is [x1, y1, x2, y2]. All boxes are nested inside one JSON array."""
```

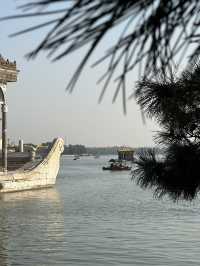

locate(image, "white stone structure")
[[0, 138, 64, 193]]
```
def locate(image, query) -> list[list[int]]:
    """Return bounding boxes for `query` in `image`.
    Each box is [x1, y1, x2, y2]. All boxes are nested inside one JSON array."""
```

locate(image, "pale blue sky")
[[0, 0, 159, 147]]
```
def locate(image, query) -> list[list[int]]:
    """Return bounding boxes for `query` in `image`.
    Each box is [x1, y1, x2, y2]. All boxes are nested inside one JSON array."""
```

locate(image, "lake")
[[0, 155, 200, 265]]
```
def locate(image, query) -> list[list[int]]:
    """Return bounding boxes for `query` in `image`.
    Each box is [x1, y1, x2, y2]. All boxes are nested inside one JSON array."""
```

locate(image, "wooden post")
[[2, 103, 7, 172]]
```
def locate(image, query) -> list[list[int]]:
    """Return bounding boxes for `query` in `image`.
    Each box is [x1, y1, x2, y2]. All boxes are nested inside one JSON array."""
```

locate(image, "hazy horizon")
[[0, 1, 159, 147]]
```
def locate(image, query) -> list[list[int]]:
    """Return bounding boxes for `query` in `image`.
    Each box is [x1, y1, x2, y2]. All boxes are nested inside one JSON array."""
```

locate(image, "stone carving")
[[0, 138, 64, 193], [0, 55, 18, 83], [0, 55, 17, 70]]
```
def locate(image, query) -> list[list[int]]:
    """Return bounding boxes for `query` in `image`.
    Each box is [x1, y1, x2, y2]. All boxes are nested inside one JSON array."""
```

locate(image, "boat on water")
[[73, 155, 80, 160], [102, 161, 131, 171], [0, 138, 64, 193]]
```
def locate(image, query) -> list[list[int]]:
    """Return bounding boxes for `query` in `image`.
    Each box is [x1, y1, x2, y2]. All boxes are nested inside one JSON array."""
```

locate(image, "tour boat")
[[102, 162, 131, 171]]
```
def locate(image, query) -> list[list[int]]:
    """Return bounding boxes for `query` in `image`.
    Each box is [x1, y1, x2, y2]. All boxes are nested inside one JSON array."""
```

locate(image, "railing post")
[[2, 103, 7, 172]]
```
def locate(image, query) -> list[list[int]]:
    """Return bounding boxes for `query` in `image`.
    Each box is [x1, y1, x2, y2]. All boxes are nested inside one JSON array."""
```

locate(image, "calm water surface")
[[0, 156, 200, 265]]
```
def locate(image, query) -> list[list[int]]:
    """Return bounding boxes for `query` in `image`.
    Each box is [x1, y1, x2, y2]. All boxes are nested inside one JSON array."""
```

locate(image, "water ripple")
[[0, 156, 199, 265]]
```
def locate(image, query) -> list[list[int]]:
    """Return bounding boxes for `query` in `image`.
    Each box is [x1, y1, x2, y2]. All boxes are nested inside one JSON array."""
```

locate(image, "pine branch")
[[1, 0, 200, 110]]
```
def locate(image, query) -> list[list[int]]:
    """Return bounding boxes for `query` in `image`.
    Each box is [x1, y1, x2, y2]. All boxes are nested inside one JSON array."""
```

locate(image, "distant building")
[[118, 148, 134, 161]]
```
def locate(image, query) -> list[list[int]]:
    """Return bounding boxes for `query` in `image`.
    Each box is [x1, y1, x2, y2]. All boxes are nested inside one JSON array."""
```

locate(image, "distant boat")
[[102, 161, 131, 171], [73, 155, 80, 160], [94, 155, 100, 159], [0, 138, 64, 193]]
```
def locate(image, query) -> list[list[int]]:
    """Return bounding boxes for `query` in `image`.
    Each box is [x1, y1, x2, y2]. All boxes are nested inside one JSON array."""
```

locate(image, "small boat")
[[73, 155, 80, 160], [102, 162, 131, 171], [0, 138, 64, 193]]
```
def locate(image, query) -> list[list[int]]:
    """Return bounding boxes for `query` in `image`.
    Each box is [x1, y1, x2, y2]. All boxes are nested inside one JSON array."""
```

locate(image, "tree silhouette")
[[2, 0, 200, 111], [133, 60, 200, 201]]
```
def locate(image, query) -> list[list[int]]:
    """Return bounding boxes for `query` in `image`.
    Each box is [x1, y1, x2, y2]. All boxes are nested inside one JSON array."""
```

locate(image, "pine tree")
[[133, 61, 200, 200]]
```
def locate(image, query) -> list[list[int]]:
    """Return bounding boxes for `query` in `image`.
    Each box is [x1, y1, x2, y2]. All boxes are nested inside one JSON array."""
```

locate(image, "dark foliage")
[[2, 0, 200, 111], [133, 144, 200, 201], [133, 62, 200, 201]]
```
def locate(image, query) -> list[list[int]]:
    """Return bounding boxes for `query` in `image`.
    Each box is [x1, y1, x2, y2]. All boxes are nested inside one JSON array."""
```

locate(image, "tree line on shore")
[[63, 144, 160, 156], [63, 144, 121, 155]]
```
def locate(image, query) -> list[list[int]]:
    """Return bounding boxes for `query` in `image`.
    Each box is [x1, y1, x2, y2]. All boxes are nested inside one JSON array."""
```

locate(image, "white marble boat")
[[0, 138, 64, 193]]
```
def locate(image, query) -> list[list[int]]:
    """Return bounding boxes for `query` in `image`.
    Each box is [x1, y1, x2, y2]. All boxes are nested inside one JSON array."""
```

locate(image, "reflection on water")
[[0, 188, 65, 266], [0, 188, 61, 203], [0, 156, 200, 265]]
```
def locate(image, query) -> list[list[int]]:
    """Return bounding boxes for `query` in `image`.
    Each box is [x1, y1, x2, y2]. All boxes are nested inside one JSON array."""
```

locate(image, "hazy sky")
[[0, 1, 160, 147]]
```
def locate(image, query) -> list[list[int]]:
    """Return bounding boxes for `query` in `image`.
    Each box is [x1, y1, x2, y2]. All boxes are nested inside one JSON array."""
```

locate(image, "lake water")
[[0, 156, 200, 265]]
